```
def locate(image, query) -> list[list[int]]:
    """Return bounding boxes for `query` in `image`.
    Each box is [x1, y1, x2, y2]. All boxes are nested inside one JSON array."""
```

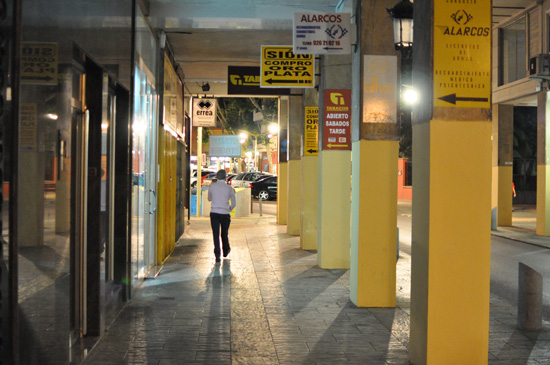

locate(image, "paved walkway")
[[83, 206, 550, 364]]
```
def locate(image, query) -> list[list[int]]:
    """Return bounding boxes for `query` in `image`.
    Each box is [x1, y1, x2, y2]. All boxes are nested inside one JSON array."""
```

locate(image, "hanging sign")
[[228, 66, 290, 95], [323, 90, 351, 150], [433, 0, 491, 108], [209, 135, 242, 157], [260, 46, 315, 88], [304, 107, 318, 155], [192, 98, 217, 127], [293, 12, 352, 54]]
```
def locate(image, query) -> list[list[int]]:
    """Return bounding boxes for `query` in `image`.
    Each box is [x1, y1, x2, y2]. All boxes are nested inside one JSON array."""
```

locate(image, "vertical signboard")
[[433, 0, 491, 108], [192, 98, 217, 127], [20, 103, 37, 150], [323, 90, 351, 150], [304, 107, 318, 155], [363, 56, 397, 124]]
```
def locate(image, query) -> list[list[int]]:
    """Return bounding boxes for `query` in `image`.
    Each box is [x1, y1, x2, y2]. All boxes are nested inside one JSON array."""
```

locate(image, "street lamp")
[[387, 0, 414, 58]]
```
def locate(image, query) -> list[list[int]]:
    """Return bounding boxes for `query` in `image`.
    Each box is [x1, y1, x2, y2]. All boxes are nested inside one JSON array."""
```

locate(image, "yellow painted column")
[[287, 95, 303, 235], [350, 0, 399, 307], [410, 120, 492, 364], [492, 104, 514, 227], [537, 165, 550, 235], [409, 0, 492, 363], [277, 162, 288, 225], [350, 140, 397, 307], [537, 90, 550, 236], [301, 155, 319, 250], [317, 150, 351, 268], [287, 159, 301, 235]]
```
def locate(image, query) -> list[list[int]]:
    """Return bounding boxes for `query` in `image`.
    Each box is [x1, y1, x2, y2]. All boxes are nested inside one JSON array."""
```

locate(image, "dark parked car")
[[250, 176, 277, 200], [229, 171, 271, 187]]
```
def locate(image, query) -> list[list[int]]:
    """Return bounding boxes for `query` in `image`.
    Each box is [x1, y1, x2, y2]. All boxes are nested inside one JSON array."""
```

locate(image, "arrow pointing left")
[[439, 93, 489, 105]]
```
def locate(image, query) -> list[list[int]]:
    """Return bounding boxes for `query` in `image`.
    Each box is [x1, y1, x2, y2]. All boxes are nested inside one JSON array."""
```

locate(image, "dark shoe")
[[223, 247, 231, 257], [215, 257, 221, 262]]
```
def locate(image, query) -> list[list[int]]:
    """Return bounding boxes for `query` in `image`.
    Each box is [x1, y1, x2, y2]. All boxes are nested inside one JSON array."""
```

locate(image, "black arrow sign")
[[439, 93, 488, 105], [265, 78, 300, 85], [307, 149, 318, 154]]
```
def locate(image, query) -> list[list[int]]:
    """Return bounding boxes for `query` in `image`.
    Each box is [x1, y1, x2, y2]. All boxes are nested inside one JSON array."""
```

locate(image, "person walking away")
[[208, 169, 236, 262]]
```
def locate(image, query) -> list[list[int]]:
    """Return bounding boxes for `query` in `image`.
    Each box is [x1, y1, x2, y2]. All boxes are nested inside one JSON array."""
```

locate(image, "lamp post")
[[387, 0, 414, 59], [388, 0, 415, 161]]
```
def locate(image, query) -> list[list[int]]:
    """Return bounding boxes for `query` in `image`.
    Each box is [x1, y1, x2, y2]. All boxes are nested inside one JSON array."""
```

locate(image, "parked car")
[[226, 173, 236, 183], [229, 171, 272, 188], [250, 176, 277, 200], [191, 169, 215, 188], [202, 172, 218, 186]]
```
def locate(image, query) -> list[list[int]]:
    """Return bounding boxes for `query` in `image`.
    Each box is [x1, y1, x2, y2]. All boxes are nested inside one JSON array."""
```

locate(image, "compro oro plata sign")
[[261, 46, 315, 88]]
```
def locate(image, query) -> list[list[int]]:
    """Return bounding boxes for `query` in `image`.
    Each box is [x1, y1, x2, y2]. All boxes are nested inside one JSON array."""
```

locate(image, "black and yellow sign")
[[433, 1, 491, 108], [228, 66, 290, 95], [21, 43, 58, 85], [304, 107, 318, 156], [261, 46, 315, 88]]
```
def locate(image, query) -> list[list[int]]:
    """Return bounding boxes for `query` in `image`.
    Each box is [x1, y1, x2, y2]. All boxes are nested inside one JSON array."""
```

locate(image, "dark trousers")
[[210, 213, 231, 258]]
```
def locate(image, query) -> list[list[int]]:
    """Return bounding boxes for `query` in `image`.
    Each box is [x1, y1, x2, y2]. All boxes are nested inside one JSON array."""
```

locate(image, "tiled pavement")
[[83, 208, 550, 364]]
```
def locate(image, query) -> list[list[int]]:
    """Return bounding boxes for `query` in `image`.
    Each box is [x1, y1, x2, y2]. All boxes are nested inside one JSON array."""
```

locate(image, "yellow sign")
[[21, 43, 58, 85], [261, 46, 314, 88], [305, 107, 318, 156], [433, 0, 491, 108]]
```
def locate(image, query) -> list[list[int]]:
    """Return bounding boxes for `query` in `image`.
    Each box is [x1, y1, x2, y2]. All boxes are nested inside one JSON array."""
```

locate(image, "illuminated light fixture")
[[46, 113, 58, 120], [387, 0, 414, 58], [268, 123, 279, 135], [402, 88, 419, 105]]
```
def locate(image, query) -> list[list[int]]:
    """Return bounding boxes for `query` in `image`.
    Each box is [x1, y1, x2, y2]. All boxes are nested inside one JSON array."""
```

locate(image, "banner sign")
[[209, 135, 242, 157], [304, 107, 318, 156], [192, 98, 217, 127], [323, 90, 351, 150], [293, 13, 352, 55], [260, 46, 315, 88], [228, 66, 290, 95], [363, 55, 397, 124]]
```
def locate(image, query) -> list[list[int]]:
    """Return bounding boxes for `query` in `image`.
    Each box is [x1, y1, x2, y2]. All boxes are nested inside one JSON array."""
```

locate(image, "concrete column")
[[409, 0, 492, 363], [301, 88, 319, 250], [287, 94, 303, 236], [277, 97, 289, 225], [350, 0, 398, 307], [492, 104, 514, 228], [317, 55, 351, 269], [537, 90, 550, 236]]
